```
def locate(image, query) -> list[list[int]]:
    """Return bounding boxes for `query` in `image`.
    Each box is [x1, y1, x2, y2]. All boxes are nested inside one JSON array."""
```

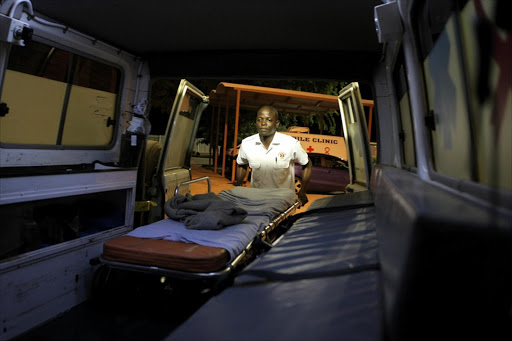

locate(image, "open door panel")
[[148, 80, 209, 223], [338, 82, 373, 192]]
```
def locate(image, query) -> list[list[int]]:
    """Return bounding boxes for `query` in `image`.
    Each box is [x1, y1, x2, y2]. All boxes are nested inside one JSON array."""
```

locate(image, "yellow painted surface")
[[0, 71, 65, 145], [61, 85, 116, 146], [165, 94, 196, 169]]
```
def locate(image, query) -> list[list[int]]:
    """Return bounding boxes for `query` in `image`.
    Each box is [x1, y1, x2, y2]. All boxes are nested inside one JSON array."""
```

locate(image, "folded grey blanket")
[[128, 188, 298, 260], [164, 192, 248, 230], [217, 187, 297, 219]]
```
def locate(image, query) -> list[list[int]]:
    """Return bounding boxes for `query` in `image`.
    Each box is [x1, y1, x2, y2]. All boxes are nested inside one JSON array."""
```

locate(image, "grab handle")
[[174, 176, 211, 196]]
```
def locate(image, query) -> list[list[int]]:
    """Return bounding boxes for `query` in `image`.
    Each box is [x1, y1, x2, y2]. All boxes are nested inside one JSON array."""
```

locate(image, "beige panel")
[[0, 71, 65, 145], [165, 93, 196, 169], [165, 117, 194, 168], [61, 85, 116, 146], [163, 168, 191, 203]]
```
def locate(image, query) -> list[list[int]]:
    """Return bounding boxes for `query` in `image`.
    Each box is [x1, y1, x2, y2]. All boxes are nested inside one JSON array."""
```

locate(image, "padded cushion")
[[371, 164, 512, 341], [103, 236, 229, 272]]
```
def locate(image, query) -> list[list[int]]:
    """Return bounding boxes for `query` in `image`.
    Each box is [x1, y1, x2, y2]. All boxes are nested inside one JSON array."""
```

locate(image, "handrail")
[[174, 176, 211, 196]]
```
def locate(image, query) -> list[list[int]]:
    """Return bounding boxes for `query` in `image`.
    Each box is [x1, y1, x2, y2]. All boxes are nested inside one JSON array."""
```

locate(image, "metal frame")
[[338, 82, 373, 190], [174, 176, 211, 196]]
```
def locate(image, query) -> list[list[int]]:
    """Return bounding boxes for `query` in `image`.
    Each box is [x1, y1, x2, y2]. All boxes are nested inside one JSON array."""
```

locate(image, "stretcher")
[[98, 179, 299, 283]]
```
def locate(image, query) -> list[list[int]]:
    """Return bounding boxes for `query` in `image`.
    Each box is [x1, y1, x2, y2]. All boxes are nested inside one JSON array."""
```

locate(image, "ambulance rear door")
[[338, 82, 373, 191], [147, 79, 209, 222]]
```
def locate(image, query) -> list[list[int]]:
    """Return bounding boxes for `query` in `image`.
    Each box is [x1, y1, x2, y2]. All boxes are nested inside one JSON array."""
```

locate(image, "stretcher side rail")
[[257, 201, 299, 248], [98, 255, 232, 281], [229, 202, 298, 269]]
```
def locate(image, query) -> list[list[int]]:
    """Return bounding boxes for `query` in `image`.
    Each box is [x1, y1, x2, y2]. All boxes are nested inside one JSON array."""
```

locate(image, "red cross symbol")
[[307, 146, 314, 153]]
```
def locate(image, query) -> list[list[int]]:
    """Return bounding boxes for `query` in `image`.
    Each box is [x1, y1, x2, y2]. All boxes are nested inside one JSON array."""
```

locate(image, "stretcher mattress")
[[103, 236, 229, 272], [102, 187, 296, 273], [235, 196, 378, 284]]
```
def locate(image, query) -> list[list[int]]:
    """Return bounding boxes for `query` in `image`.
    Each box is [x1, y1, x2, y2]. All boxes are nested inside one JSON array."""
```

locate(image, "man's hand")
[[235, 164, 248, 186], [297, 191, 309, 207]]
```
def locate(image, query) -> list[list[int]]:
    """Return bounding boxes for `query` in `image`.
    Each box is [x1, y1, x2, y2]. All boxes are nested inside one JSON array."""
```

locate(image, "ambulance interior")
[[0, 1, 511, 340]]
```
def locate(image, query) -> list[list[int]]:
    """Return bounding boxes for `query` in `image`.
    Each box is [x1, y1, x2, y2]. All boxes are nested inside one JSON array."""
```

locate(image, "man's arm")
[[234, 163, 248, 186], [234, 142, 249, 186], [297, 158, 312, 206]]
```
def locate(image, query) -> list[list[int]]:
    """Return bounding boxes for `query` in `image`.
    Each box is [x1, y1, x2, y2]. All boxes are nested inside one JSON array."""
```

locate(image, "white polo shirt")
[[236, 132, 309, 190]]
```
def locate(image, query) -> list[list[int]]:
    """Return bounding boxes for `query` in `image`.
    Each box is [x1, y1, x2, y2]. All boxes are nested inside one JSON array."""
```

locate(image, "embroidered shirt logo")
[[279, 152, 286, 159]]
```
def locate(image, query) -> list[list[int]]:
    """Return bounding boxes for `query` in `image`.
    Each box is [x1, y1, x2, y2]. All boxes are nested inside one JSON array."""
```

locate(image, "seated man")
[[235, 105, 312, 206]]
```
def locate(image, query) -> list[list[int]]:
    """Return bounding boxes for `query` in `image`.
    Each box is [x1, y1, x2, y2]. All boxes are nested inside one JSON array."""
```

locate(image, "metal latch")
[[135, 200, 157, 212]]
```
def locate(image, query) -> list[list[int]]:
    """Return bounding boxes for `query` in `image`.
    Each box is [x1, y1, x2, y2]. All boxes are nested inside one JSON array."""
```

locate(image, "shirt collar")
[[254, 132, 282, 145]]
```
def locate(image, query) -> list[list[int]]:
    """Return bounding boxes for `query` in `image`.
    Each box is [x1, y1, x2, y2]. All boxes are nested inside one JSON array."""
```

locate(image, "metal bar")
[[99, 256, 232, 280], [174, 176, 211, 197], [259, 201, 299, 240], [221, 95, 229, 177], [368, 104, 373, 139], [209, 106, 214, 166], [231, 89, 241, 183], [214, 103, 220, 173]]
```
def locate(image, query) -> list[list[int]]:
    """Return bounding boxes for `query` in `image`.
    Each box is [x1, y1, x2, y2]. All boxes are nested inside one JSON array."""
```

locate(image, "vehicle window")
[[324, 156, 337, 168], [162, 82, 206, 170], [310, 155, 322, 166], [421, 0, 511, 190], [164, 93, 198, 169], [338, 83, 371, 188], [0, 40, 121, 147], [416, 0, 459, 60], [459, 0, 511, 190], [392, 49, 416, 168], [423, 0, 512, 189], [423, 11, 473, 180], [0, 189, 127, 261]]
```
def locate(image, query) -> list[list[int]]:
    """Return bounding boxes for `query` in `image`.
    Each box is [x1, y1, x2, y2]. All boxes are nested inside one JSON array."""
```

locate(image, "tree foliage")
[[149, 79, 348, 147]]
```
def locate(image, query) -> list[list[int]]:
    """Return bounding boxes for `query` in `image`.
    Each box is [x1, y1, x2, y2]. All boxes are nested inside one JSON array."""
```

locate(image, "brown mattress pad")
[[102, 236, 230, 272]]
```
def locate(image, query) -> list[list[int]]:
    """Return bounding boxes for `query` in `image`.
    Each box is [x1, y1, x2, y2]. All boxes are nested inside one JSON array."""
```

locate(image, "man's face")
[[256, 108, 279, 137]]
